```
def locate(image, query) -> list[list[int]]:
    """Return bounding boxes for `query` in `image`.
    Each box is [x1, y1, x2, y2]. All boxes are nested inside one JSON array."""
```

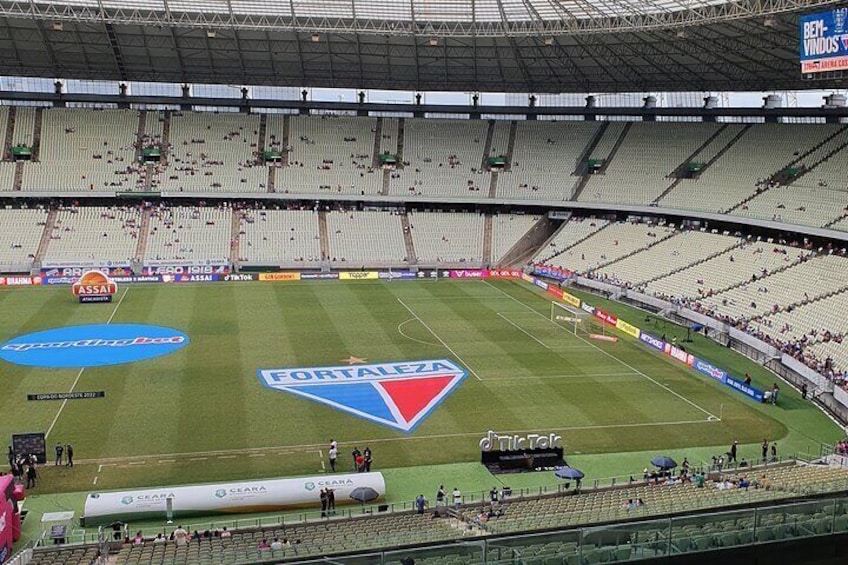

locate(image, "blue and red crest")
[[257, 359, 467, 433]]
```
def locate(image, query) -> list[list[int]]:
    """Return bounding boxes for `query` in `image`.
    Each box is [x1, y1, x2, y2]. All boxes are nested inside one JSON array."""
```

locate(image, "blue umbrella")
[[554, 466, 585, 480], [651, 455, 677, 469]]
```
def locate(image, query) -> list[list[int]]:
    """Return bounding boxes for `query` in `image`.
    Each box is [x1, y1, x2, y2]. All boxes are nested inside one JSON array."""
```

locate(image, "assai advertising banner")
[[800, 8, 848, 73]]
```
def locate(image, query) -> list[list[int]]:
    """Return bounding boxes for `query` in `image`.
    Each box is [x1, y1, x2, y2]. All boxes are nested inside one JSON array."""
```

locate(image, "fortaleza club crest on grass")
[[257, 359, 467, 433]]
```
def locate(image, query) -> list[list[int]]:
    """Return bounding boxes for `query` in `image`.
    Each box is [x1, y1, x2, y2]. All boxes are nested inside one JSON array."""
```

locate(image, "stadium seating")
[[389, 119, 490, 198], [43, 206, 141, 265], [157, 111, 265, 193], [501, 121, 600, 200], [22, 108, 142, 192], [578, 122, 723, 205], [0, 207, 47, 271], [238, 208, 322, 267], [325, 210, 407, 265], [532, 218, 610, 265], [658, 124, 841, 214], [407, 211, 485, 265], [277, 115, 381, 196], [145, 206, 231, 264], [491, 213, 541, 263], [697, 254, 848, 323], [594, 230, 738, 287], [26, 463, 847, 565], [540, 221, 675, 273], [644, 242, 811, 301]]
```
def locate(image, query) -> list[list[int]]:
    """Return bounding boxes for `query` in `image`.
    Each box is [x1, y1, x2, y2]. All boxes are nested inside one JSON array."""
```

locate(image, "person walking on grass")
[[328, 445, 337, 472], [55, 443, 63, 466]]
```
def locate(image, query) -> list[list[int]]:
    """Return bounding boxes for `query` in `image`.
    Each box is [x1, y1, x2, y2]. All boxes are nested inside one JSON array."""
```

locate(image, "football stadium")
[[1, 0, 848, 564]]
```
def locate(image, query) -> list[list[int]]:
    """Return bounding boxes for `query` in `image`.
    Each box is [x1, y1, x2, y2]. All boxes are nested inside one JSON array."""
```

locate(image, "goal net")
[[549, 301, 587, 335]]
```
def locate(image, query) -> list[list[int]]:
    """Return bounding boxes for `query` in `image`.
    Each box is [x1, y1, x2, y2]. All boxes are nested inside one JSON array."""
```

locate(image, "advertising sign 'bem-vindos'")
[[800, 8, 848, 73], [72, 270, 118, 303]]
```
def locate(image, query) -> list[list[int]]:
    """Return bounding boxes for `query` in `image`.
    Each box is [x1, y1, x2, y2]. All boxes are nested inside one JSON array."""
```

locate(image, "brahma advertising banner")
[[800, 8, 848, 73], [0, 276, 42, 287]]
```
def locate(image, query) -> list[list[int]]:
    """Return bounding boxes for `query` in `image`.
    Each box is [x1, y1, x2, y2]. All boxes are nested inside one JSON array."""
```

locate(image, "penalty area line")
[[396, 297, 483, 381], [46, 287, 130, 440], [481, 280, 721, 422]]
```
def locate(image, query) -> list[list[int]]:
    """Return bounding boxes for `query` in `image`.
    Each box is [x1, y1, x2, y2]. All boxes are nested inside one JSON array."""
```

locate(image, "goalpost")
[[550, 301, 584, 335]]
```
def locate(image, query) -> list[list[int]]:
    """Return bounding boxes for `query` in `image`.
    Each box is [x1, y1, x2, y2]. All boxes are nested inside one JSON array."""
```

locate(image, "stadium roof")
[[0, 0, 843, 93]]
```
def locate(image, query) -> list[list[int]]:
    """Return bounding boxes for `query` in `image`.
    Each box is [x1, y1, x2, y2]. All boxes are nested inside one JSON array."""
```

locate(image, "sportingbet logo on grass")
[[257, 359, 467, 433], [0, 324, 189, 368]]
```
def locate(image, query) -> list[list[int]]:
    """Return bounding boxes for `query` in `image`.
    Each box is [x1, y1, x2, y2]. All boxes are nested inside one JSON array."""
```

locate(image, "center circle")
[[0, 324, 190, 368]]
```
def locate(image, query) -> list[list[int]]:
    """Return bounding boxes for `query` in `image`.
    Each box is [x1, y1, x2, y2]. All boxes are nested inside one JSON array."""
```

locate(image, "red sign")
[[593, 308, 618, 326]]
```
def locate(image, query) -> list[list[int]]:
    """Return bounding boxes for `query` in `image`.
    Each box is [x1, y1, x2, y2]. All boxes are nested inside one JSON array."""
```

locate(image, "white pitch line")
[[496, 312, 551, 349], [482, 280, 721, 421], [217, 455, 236, 460], [396, 297, 483, 381], [45, 287, 130, 439], [92, 476, 98, 485], [483, 372, 645, 381], [71, 418, 719, 467], [190, 457, 208, 461], [128, 461, 146, 466], [397, 318, 441, 346], [248, 453, 266, 458], [158, 459, 177, 464]]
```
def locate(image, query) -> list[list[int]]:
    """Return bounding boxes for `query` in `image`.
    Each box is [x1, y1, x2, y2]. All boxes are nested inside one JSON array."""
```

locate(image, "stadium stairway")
[[656, 124, 754, 208], [504, 120, 518, 171], [396, 118, 405, 165], [280, 115, 290, 167], [133, 208, 152, 264], [32, 208, 57, 267], [639, 239, 746, 286], [400, 212, 416, 263], [13, 161, 23, 191], [257, 113, 267, 156], [160, 111, 171, 165], [483, 214, 493, 264], [596, 122, 632, 175], [31, 107, 43, 161], [381, 168, 391, 195], [498, 215, 561, 268], [667, 123, 730, 179], [480, 120, 496, 171], [724, 126, 847, 214], [230, 210, 242, 266], [569, 122, 610, 201], [267, 166, 276, 193], [317, 211, 330, 261], [3, 106, 15, 160], [133, 110, 146, 163], [823, 212, 848, 230], [652, 124, 732, 204], [487, 171, 498, 198], [371, 117, 384, 169]]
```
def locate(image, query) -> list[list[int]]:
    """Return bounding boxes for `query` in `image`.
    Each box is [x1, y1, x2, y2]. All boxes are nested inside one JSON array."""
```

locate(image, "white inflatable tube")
[[82, 472, 386, 526]]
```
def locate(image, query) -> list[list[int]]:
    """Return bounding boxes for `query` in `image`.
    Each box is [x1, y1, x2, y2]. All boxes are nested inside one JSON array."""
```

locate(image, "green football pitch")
[[0, 278, 840, 496]]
